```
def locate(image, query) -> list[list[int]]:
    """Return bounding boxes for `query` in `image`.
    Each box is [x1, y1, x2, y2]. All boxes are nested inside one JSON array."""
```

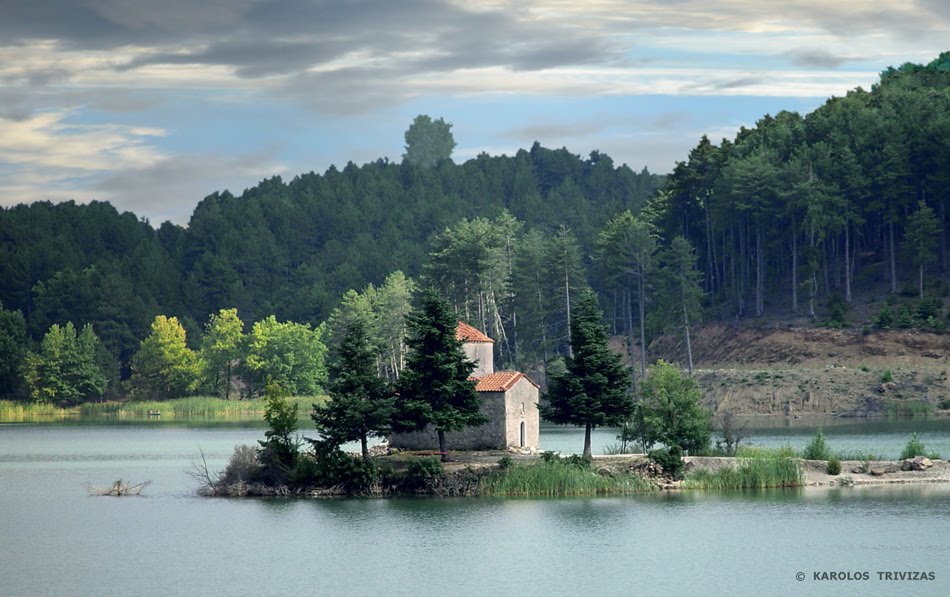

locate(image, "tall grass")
[[0, 395, 324, 423], [480, 461, 652, 496], [683, 456, 803, 490]]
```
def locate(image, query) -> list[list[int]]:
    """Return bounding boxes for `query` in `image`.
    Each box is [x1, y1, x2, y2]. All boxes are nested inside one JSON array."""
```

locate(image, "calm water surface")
[[2, 423, 950, 596]]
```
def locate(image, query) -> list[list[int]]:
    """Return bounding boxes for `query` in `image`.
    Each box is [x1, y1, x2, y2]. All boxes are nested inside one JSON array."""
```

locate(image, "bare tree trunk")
[[791, 218, 798, 313], [583, 422, 592, 458], [565, 264, 573, 358], [755, 221, 764, 317], [704, 194, 716, 293], [638, 266, 647, 378], [889, 221, 897, 294], [920, 263, 925, 299], [361, 435, 369, 461], [844, 222, 852, 303], [683, 296, 694, 375], [438, 430, 448, 462]]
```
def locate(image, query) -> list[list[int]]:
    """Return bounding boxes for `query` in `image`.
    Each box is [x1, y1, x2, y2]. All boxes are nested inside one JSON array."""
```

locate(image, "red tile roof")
[[456, 321, 493, 343], [472, 371, 539, 392]]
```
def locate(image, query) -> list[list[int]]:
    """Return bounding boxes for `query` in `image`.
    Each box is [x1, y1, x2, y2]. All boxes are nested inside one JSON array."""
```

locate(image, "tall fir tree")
[[395, 288, 487, 461], [312, 318, 395, 461], [541, 289, 635, 458]]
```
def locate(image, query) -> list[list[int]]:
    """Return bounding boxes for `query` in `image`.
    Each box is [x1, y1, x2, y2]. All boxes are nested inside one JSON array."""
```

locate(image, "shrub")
[[403, 457, 445, 491], [874, 306, 894, 329], [648, 446, 684, 479], [823, 294, 849, 328], [802, 429, 831, 460], [219, 444, 262, 485], [826, 456, 841, 475], [497, 455, 514, 469], [880, 369, 894, 383], [307, 438, 379, 491], [540, 451, 560, 463], [900, 433, 927, 460]]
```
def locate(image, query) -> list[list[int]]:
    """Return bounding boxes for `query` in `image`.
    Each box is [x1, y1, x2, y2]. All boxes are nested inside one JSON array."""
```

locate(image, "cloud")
[[92, 152, 287, 224]]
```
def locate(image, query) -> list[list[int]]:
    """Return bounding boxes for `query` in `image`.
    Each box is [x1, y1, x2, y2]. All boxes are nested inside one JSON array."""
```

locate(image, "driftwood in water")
[[85, 479, 151, 496]]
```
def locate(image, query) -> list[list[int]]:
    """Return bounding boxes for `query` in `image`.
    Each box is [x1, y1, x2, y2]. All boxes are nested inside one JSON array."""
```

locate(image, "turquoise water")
[[2, 423, 950, 596]]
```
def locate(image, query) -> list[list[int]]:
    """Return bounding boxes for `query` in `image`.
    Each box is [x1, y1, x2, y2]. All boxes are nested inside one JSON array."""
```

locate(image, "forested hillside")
[[2, 52, 950, 401], [0, 145, 659, 376]]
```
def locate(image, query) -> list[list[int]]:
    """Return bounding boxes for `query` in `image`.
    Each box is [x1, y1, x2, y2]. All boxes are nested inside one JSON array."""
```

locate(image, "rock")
[[884, 465, 900, 473], [851, 466, 865, 474], [868, 466, 888, 476], [596, 466, 615, 477], [902, 456, 933, 471]]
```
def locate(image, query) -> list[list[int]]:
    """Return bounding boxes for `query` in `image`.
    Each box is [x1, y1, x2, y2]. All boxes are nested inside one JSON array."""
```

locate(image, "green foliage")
[[219, 444, 262, 485], [735, 445, 798, 459], [900, 433, 927, 460], [802, 429, 831, 460], [880, 369, 894, 383], [497, 455, 514, 469], [244, 316, 327, 396], [480, 459, 651, 496], [403, 457, 445, 491], [403, 114, 456, 167], [648, 445, 684, 479], [24, 322, 108, 404], [130, 316, 200, 400], [884, 399, 933, 418], [874, 306, 895, 329], [904, 201, 941, 297], [0, 303, 27, 398], [823, 294, 849, 328], [826, 456, 841, 475], [200, 308, 244, 399], [637, 360, 712, 455], [305, 439, 379, 492], [683, 456, 803, 489], [312, 318, 395, 459], [257, 381, 300, 482], [541, 290, 635, 457], [394, 288, 487, 456]]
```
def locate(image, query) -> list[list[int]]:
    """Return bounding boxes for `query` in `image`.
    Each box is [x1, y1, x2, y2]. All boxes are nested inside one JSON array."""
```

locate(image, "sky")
[[1, 0, 948, 225]]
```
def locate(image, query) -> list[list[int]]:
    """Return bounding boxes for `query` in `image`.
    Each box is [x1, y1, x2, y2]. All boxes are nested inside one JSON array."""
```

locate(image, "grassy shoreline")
[[0, 396, 324, 423]]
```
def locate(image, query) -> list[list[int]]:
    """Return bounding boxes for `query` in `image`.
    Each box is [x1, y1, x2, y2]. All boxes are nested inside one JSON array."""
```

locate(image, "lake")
[[2, 421, 950, 596]]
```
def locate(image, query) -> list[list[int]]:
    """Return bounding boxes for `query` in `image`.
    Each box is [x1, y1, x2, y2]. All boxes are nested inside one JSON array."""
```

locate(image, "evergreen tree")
[[130, 316, 200, 400], [540, 290, 635, 458], [395, 288, 487, 461], [657, 237, 704, 374], [312, 318, 395, 461], [904, 200, 941, 298]]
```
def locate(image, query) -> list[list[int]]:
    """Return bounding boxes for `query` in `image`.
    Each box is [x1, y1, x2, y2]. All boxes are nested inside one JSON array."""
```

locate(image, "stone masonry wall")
[[389, 392, 508, 451]]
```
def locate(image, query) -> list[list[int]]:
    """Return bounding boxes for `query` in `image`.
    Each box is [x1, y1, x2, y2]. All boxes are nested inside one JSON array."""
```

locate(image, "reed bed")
[[480, 461, 652, 497], [683, 456, 804, 490], [0, 395, 323, 422]]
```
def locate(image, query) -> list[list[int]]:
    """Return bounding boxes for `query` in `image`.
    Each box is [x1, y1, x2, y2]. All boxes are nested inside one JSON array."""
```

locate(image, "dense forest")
[[2, 52, 949, 402]]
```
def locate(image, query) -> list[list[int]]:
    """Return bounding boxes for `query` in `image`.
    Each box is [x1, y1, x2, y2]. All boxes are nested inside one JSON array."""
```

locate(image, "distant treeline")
[[3, 52, 950, 400], [0, 144, 660, 378]]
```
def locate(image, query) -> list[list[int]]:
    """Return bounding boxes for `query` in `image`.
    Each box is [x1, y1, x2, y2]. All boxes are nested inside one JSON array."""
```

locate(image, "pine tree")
[[904, 200, 941, 298], [540, 289, 635, 458], [312, 318, 395, 461], [395, 288, 487, 461]]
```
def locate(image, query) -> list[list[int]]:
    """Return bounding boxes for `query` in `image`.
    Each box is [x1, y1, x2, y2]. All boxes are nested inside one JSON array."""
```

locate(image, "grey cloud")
[[502, 120, 612, 143], [93, 151, 283, 224], [784, 49, 851, 69], [120, 39, 349, 78], [710, 76, 767, 91]]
